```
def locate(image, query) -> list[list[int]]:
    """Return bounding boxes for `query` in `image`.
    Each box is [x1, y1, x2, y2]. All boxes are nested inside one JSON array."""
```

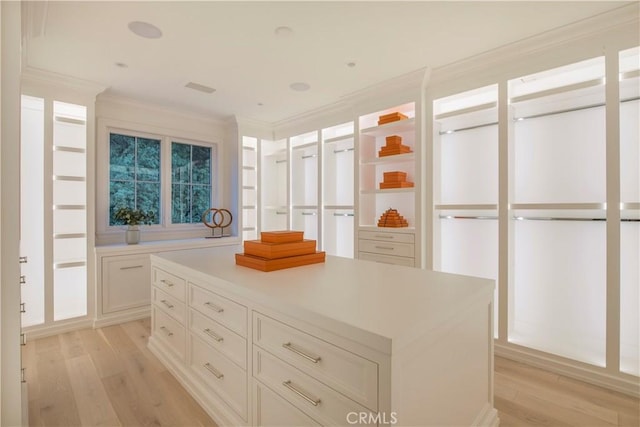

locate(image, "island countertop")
[[151, 245, 494, 354]]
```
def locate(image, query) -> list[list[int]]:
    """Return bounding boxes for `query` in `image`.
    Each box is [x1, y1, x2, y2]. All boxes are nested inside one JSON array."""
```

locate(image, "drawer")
[[253, 380, 321, 426], [153, 287, 186, 324], [358, 251, 415, 267], [190, 284, 247, 338], [153, 306, 185, 361], [190, 334, 247, 421], [190, 308, 247, 370], [152, 268, 186, 302], [253, 348, 374, 426], [359, 238, 414, 258], [253, 313, 378, 411], [359, 230, 414, 244]]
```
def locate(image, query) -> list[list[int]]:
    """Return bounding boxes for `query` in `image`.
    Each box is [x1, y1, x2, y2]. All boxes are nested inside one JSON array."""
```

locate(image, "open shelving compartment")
[[261, 138, 288, 231], [290, 130, 320, 242], [358, 102, 416, 230], [508, 56, 608, 367], [241, 136, 258, 241], [433, 84, 499, 337], [322, 122, 355, 258]]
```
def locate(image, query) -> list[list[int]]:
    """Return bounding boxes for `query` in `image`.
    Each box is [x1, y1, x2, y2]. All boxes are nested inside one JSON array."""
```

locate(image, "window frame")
[[96, 121, 221, 243]]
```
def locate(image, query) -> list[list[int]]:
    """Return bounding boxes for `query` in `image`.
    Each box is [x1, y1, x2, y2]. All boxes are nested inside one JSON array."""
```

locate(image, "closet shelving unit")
[[357, 102, 417, 267], [322, 122, 355, 258], [241, 137, 258, 241], [508, 57, 608, 367], [432, 85, 499, 337], [619, 46, 639, 377], [290, 130, 320, 241], [260, 139, 288, 231]]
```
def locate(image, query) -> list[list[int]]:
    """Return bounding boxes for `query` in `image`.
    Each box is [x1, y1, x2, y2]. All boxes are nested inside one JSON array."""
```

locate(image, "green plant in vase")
[[113, 207, 157, 244]]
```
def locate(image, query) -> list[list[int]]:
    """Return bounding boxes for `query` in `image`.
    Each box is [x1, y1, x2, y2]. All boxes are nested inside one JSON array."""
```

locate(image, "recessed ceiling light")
[[257, 102, 264, 106], [128, 21, 163, 39], [274, 26, 293, 37], [290, 82, 311, 92], [346, 62, 356, 68], [185, 82, 216, 94], [115, 62, 128, 68]]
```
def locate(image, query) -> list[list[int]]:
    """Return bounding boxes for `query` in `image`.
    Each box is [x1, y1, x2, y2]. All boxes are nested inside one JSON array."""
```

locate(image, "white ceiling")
[[24, 1, 632, 123]]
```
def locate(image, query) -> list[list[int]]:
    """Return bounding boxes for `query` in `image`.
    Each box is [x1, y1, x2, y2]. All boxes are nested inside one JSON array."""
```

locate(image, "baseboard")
[[22, 318, 94, 340], [92, 308, 151, 328], [495, 342, 640, 398], [472, 403, 499, 427]]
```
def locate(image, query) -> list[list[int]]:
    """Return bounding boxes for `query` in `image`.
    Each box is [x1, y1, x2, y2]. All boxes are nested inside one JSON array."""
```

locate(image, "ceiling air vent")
[[185, 82, 216, 94]]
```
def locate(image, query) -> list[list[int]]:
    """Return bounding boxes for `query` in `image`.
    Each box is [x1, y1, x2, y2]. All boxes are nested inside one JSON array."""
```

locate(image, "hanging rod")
[[301, 212, 317, 216], [439, 215, 640, 222], [275, 159, 287, 164], [276, 211, 288, 215], [439, 121, 498, 135], [333, 148, 354, 154], [514, 96, 639, 121], [333, 213, 354, 217], [302, 154, 318, 159]]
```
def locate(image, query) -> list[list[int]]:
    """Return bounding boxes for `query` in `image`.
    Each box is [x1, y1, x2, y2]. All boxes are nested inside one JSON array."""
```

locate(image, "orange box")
[[385, 135, 402, 146], [244, 239, 317, 259], [378, 112, 408, 125], [379, 146, 413, 157], [383, 171, 407, 182], [235, 252, 326, 272], [260, 230, 304, 244], [379, 182, 414, 189]]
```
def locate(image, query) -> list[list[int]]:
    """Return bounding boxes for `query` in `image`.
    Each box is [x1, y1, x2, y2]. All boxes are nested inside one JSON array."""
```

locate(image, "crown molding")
[[342, 67, 430, 106], [96, 92, 227, 127], [430, 3, 640, 86], [22, 66, 108, 98]]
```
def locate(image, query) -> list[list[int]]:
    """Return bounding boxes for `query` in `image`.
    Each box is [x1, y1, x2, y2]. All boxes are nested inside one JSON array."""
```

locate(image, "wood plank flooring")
[[22, 319, 639, 426]]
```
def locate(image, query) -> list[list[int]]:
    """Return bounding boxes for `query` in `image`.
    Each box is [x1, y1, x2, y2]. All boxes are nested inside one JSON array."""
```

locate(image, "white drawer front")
[[359, 230, 414, 244], [253, 348, 374, 426], [253, 380, 321, 427], [102, 255, 150, 314], [253, 313, 378, 411], [358, 251, 415, 267], [153, 306, 185, 361], [358, 238, 414, 258], [190, 308, 247, 370], [190, 284, 247, 338], [190, 334, 247, 421], [153, 287, 186, 324], [152, 268, 186, 302]]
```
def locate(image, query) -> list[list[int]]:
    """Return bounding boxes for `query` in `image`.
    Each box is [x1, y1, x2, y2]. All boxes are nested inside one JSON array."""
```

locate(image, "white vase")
[[125, 225, 140, 244]]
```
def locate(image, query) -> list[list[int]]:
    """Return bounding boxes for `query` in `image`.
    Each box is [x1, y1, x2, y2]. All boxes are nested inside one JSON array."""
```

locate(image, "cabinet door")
[[102, 254, 151, 314], [253, 380, 321, 427]]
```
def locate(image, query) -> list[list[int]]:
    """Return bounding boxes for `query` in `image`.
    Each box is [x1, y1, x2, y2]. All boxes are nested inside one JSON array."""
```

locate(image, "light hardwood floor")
[[22, 319, 639, 426]]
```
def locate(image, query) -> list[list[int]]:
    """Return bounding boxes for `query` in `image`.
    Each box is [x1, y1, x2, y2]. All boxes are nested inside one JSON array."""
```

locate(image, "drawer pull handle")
[[160, 326, 173, 337], [375, 245, 395, 250], [282, 380, 321, 406], [204, 302, 224, 313], [374, 234, 394, 239], [160, 300, 174, 309], [204, 328, 224, 342], [282, 342, 321, 363], [160, 279, 174, 287], [204, 362, 224, 379], [120, 265, 143, 270]]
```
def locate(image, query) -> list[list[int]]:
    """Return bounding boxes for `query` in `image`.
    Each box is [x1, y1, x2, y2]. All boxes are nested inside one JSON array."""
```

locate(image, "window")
[[171, 141, 212, 224], [109, 133, 161, 225]]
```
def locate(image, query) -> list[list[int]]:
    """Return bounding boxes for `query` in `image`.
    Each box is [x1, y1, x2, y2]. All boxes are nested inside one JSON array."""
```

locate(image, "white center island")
[[148, 245, 498, 426]]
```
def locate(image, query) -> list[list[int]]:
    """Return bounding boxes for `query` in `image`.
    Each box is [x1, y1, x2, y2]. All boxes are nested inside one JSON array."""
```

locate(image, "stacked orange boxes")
[[377, 208, 409, 227], [235, 231, 325, 272], [378, 135, 413, 157], [378, 112, 408, 126], [380, 170, 414, 189]]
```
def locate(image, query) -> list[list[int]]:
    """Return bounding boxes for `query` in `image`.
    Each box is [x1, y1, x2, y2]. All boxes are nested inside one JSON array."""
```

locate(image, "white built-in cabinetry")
[[260, 138, 289, 232], [291, 130, 320, 241], [357, 102, 418, 267], [242, 138, 258, 241], [148, 246, 497, 427]]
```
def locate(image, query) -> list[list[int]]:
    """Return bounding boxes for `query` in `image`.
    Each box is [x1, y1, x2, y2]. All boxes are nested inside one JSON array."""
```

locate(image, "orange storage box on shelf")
[[380, 170, 414, 189], [235, 230, 325, 272], [377, 112, 408, 125]]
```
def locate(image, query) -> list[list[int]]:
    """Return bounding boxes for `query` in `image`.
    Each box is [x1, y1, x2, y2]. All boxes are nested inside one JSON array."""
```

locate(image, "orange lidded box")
[[260, 230, 304, 244], [244, 239, 317, 260]]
